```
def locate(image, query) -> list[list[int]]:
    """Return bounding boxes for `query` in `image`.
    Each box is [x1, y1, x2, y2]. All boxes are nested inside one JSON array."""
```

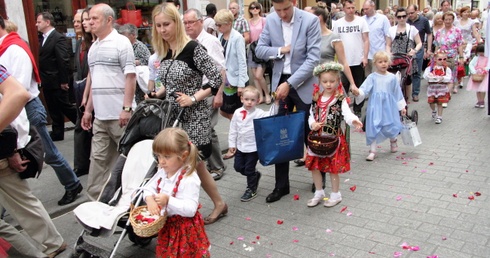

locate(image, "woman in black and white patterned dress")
[[150, 3, 228, 225]]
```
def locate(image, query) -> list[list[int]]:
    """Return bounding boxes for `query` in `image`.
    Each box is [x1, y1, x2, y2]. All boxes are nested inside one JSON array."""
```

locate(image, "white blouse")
[[143, 167, 201, 217]]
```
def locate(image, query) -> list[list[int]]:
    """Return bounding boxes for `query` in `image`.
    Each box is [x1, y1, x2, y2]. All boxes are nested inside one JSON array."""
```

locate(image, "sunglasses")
[[250, 6, 259, 10], [437, 58, 447, 61], [397, 15, 407, 19]]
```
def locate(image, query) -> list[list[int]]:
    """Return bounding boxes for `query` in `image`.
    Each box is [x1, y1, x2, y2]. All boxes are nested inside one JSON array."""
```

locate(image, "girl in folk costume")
[[354, 51, 407, 161], [423, 50, 452, 124], [144, 128, 210, 257], [305, 62, 363, 208], [466, 44, 488, 108]]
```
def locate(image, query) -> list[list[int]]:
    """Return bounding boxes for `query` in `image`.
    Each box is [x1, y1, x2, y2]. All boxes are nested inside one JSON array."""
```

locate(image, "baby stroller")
[[72, 99, 175, 258], [388, 53, 419, 124]]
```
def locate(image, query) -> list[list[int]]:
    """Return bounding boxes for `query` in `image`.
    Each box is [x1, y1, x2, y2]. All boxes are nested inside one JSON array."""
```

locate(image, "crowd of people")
[[0, 0, 489, 256]]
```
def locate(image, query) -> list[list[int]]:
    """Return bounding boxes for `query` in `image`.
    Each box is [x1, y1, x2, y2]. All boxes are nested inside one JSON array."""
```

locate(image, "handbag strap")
[[126, 2, 136, 10]]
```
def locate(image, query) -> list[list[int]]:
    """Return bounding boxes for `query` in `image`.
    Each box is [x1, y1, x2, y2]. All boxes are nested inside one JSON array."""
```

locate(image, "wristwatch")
[[190, 95, 197, 105], [122, 106, 132, 112]]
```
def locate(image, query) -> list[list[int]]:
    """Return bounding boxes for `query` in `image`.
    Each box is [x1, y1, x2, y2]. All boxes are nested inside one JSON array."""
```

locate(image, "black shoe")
[[241, 188, 257, 202], [58, 184, 83, 206], [49, 132, 64, 141], [74, 169, 88, 177], [266, 188, 290, 203], [293, 159, 305, 166]]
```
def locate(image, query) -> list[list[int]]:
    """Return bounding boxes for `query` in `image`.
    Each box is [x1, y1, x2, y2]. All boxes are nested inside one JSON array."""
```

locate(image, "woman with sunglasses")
[[386, 7, 422, 100], [248, 2, 271, 105], [433, 11, 464, 97]]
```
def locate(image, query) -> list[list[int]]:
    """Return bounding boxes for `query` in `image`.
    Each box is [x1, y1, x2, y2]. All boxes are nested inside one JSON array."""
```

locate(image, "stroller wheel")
[[411, 110, 419, 124]]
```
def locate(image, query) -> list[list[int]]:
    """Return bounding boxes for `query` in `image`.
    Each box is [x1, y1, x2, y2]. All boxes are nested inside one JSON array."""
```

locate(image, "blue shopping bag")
[[253, 111, 305, 166]]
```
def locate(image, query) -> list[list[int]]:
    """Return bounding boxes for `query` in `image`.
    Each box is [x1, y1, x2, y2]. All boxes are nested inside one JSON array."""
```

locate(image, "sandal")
[[366, 151, 376, 161], [222, 151, 235, 160], [210, 167, 225, 180], [204, 203, 228, 225]]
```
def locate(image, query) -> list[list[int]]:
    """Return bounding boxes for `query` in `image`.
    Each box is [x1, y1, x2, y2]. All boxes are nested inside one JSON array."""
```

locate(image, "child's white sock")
[[314, 190, 325, 198], [330, 192, 342, 200], [370, 142, 377, 152]]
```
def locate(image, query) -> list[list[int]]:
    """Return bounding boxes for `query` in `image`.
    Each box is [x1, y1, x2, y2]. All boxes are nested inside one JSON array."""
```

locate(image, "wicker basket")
[[307, 130, 339, 157], [129, 205, 166, 237], [471, 73, 485, 82]]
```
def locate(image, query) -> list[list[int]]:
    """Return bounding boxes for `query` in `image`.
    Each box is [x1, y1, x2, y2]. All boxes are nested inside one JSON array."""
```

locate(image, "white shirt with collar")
[[280, 9, 295, 75], [0, 35, 40, 101], [42, 27, 55, 46], [228, 105, 277, 153], [196, 29, 225, 86]]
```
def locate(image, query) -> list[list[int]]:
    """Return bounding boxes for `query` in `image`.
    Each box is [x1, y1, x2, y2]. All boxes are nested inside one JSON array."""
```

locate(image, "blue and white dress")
[[356, 72, 406, 145]]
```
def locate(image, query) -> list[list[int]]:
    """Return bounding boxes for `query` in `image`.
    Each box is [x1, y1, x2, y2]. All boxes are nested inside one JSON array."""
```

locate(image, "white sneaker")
[[324, 198, 342, 207], [435, 117, 442, 124], [307, 194, 325, 207], [442, 103, 448, 108]]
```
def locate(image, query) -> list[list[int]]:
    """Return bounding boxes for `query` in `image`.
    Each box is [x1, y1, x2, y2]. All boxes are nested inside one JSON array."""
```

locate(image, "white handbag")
[[401, 117, 422, 147]]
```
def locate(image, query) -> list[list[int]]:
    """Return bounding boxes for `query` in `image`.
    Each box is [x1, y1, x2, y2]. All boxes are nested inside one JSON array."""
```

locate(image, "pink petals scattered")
[[349, 185, 357, 192], [394, 251, 403, 257], [276, 220, 284, 225], [468, 195, 475, 200], [293, 194, 300, 200], [400, 242, 420, 251], [340, 206, 348, 213]]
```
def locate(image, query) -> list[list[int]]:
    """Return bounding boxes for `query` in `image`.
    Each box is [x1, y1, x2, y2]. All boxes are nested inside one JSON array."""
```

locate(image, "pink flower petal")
[[246, 217, 251, 220], [292, 239, 299, 243], [292, 226, 299, 231], [421, 169, 427, 173], [277, 220, 284, 225], [396, 196, 403, 201], [394, 251, 403, 257], [293, 194, 300, 200], [346, 212, 353, 216], [410, 246, 420, 251], [326, 229, 332, 233], [256, 235, 260, 240], [340, 206, 347, 213], [442, 236, 447, 240], [237, 236, 244, 241], [401, 242, 410, 249], [429, 162, 434, 166]]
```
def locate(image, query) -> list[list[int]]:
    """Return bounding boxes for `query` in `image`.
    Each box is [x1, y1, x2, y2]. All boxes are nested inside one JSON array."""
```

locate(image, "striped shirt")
[[88, 29, 136, 120]]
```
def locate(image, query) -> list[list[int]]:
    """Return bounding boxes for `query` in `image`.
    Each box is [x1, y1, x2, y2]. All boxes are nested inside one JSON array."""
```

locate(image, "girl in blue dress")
[[354, 51, 407, 161]]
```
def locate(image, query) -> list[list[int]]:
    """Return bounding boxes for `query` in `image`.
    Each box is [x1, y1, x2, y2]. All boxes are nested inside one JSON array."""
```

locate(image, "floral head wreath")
[[313, 62, 344, 77]]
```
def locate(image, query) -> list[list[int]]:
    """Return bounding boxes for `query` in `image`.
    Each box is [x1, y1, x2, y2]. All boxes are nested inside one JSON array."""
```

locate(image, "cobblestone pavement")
[[6, 79, 490, 258]]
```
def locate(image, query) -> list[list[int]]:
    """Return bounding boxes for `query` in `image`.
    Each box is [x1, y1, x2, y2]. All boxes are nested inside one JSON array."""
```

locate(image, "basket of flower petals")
[[129, 205, 166, 237]]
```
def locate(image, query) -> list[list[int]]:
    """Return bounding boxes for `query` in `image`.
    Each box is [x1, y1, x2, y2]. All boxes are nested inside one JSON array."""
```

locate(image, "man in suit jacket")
[[256, 0, 321, 203], [37, 12, 77, 141]]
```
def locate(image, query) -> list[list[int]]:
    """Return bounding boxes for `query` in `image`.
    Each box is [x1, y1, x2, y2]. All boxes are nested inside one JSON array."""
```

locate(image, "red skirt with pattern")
[[305, 134, 350, 174], [156, 211, 210, 258]]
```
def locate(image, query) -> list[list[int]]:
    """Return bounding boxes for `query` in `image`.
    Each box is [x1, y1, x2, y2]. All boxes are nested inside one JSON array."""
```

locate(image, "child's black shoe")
[[241, 189, 257, 202]]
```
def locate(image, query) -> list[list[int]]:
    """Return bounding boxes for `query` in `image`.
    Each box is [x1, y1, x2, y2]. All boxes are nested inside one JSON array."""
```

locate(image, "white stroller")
[[73, 139, 157, 258]]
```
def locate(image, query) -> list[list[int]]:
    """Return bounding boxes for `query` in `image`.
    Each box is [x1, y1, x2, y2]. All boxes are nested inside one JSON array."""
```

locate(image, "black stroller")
[[73, 99, 174, 258], [388, 53, 419, 124]]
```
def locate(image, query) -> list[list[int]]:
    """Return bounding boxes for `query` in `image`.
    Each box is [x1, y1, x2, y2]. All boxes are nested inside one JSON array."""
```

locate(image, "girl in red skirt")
[[305, 62, 363, 208], [144, 128, 210, 257]]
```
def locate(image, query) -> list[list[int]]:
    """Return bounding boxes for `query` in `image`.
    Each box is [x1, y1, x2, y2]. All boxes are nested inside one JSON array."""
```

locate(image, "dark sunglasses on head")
[[437, 58, 447, 61], [250, 6, 259, 10]]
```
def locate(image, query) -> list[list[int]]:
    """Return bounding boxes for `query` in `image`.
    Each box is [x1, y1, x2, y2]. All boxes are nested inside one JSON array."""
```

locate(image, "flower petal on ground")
[[340, 206, 347, 213], [410, 246, 420, 251], [277, 220, 284, 225], [475, 192, 481, 196], [293, 194, 300, 200], [350, 185, 357, 192], [468, 196, 475, 200], [394, 251, 403, 257], [292, 226, 299, 231], [452, 194, 458, 198]]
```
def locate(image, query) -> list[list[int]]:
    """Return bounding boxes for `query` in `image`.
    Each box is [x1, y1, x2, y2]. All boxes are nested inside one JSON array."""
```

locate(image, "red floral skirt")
[[305, 134, 350, 174], [156, 211, 210, 258]]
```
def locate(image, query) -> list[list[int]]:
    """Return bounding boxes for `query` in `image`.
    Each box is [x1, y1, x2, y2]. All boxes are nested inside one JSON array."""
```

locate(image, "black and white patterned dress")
[[156, 40, 221, 148]]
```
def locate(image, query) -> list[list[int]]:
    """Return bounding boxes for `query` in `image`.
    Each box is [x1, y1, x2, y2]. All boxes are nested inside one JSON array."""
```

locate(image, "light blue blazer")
[[220, 29, 248, 87], [256, 8, 321, 104]]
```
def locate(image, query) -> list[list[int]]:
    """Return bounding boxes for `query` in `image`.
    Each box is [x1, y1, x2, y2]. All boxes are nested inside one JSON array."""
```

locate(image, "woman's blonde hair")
[[373, 51, 392, 65], [214, 9, 234, 25], [153, 128, 198, 175], [151, 3, 190, 59]]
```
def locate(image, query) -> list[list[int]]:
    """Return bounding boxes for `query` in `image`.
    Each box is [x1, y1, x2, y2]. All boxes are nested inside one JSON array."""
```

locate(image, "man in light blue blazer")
[[256, 0, 321, 203]]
